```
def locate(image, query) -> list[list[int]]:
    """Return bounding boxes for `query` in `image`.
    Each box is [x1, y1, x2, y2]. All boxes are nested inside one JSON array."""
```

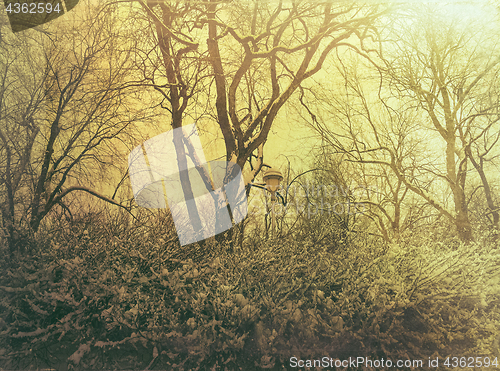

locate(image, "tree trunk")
[[465, 145, 499, 229]]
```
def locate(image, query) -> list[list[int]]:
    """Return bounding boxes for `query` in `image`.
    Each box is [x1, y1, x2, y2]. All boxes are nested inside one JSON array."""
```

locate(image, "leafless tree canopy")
[[136, 0, 386, 181]]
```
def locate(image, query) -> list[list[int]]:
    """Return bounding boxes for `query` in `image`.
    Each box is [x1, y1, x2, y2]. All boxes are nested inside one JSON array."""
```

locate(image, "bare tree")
[[126, 1, 387, 246], [302, 7, 500, 242], [0, 2, 146, 252], [137, 0, 387, 179], [459, 79, 500, 230], [298, 58, 432, 243], [379, 10, 500, 241]]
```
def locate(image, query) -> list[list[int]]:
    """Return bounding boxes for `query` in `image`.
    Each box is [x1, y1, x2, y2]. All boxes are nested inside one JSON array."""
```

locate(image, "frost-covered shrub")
[[0, 212, 499, 370]]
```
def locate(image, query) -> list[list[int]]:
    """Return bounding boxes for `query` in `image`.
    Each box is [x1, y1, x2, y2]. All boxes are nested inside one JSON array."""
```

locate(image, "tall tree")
[[302, 5, 500, 242], [138, 0, 386, 181], [380, 9, 500, 241], [0, 1, 145, 252]]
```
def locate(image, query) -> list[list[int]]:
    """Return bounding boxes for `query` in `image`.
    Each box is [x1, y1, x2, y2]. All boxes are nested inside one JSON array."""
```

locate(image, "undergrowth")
[[0, 213, 499, 370]]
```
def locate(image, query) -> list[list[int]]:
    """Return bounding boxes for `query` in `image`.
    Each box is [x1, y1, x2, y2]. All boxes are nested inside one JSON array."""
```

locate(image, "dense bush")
[[0, 212, 499, 370]]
